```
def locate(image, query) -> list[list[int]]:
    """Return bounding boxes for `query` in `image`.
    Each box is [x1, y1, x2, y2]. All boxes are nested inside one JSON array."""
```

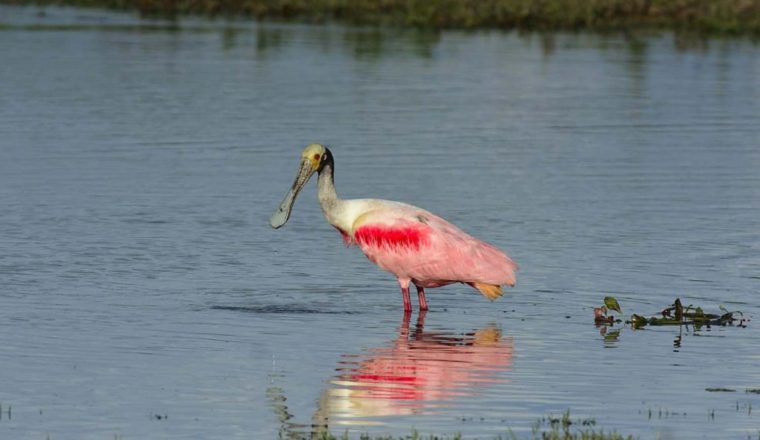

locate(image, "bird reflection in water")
[[267, 312, 514, 438], [270, 312, 513, 438]]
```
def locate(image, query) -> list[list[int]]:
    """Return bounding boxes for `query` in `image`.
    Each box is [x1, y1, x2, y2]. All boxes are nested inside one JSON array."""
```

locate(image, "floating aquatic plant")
[[593, 296, 623, 326], [593, 296, 748, 330]]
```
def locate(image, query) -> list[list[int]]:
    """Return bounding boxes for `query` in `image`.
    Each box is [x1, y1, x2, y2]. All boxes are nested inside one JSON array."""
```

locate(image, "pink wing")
[[351, 204, 517, 287]]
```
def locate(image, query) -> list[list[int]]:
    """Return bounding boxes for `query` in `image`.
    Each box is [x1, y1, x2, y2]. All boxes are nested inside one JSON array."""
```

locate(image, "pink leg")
[[416, 285, 429, 311], [398, 278, 412, 312], [415, 309, 427, 332], [398, 310, 412, 341]]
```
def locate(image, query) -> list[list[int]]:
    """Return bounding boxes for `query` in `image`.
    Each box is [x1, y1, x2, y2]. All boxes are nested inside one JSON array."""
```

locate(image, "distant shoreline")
[[3, 0, 759, 35]]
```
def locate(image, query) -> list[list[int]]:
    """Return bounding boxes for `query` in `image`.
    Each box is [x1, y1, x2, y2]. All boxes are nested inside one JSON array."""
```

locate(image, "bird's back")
[[345, 200, 517, 288]]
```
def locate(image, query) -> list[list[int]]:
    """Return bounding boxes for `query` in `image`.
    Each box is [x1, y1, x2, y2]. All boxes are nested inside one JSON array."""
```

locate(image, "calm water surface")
[[1, 5, 759, 439]]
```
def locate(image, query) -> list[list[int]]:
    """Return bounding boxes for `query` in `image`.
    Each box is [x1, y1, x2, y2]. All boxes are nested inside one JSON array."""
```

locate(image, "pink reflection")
[[320, 312, 513, 422]]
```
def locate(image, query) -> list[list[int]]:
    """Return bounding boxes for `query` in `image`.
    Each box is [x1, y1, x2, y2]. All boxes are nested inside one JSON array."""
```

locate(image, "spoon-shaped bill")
[[269, 159, 316, 229]]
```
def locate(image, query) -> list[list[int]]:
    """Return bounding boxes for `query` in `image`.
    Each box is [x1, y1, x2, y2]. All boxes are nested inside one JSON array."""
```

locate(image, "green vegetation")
[[528, 411, 634, 440], [267, 411, 634, 440], [595, 296, 747, 330], [626, 298, 746, 329], [306, 411, 635, 439], [3, 0, 759, 34]]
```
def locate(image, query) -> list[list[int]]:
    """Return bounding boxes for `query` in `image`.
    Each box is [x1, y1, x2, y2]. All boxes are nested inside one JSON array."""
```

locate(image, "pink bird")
[[270, 144, 518, 312]]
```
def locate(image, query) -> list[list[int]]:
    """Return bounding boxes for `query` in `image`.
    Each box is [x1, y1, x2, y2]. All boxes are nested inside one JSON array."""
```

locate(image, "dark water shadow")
[[268, 311, 514, 438], [210, 304, 358, 315]]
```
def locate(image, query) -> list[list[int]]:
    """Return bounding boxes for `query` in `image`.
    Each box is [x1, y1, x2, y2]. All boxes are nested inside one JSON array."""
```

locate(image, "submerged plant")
[[530, 410, 633, 440], [307, 411, 634, 439]]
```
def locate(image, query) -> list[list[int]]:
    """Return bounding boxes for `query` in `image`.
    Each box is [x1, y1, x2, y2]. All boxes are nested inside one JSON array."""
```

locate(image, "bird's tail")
[[470, 282, 503, 301]]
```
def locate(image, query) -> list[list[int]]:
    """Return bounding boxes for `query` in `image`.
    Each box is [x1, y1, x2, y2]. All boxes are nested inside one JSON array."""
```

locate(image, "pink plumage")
[[354, 224, 430, 250], [348, 204, 518, 311]]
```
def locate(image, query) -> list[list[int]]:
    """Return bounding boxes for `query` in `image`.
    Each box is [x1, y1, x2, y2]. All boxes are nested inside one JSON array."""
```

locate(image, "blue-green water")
[[1, 5, 759, 439]]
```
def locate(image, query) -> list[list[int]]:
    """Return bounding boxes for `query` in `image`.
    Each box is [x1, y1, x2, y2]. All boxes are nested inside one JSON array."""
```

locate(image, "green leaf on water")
[[604, 296, 622, 313], [629, 314, 648, 328]]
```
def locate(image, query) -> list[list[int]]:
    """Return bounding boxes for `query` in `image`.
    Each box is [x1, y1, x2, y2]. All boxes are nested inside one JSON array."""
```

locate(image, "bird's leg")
[[414, 309, 428, 338], [398, 278, 412, 312], [397, 310, 412, 344], [416, 285, 429, 311]]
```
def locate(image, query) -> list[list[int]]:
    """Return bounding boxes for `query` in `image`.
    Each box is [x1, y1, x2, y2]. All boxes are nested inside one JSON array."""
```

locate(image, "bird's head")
[[301, 143, 330, 172], [269, 143, 331, 229]]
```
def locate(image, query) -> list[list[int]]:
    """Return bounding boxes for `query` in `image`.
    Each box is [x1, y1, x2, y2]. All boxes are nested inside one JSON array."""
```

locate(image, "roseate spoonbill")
[[270, 143, 518, 312]]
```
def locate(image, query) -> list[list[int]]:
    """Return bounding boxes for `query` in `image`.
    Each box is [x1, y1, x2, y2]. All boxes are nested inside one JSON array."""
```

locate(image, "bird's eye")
[[313, 154, 321, 161]]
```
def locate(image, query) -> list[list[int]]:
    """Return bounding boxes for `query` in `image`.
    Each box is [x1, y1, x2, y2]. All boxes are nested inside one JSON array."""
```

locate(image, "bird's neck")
[[317, 162, 341, 221]]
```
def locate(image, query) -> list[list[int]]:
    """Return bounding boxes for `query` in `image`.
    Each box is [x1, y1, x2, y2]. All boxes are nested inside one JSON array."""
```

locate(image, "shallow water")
[[1, 5, 759, 439]]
